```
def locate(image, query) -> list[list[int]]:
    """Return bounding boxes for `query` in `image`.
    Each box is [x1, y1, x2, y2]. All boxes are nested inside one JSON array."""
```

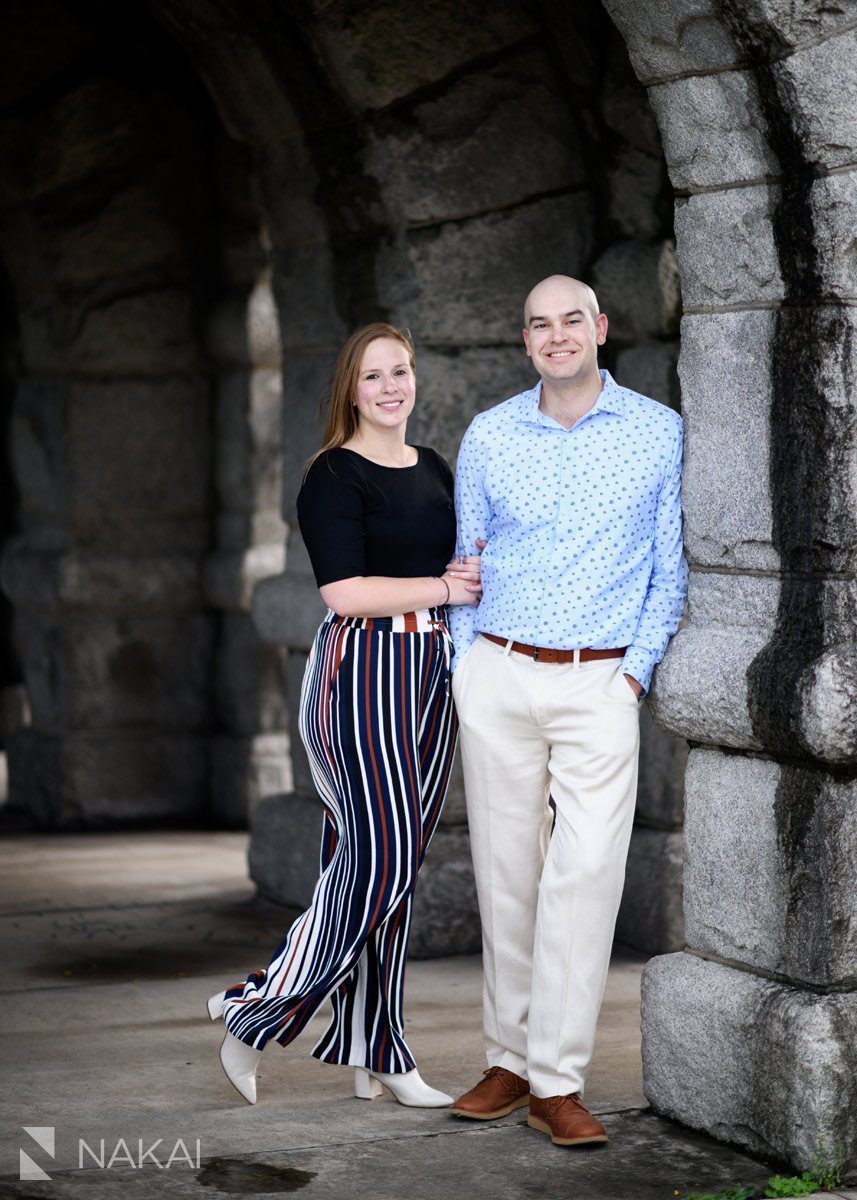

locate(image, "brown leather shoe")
[[527, 1094, 608, 1145], [449, 1066, 530, 1119]]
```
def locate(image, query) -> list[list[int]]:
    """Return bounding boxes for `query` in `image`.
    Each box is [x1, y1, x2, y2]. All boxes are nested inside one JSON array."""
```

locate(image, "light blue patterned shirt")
[[448, 368, 687, 694]]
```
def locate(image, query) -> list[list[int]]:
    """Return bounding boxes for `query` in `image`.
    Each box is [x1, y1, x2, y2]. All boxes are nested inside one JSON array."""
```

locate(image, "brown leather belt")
[[480, 632, 627, 664]]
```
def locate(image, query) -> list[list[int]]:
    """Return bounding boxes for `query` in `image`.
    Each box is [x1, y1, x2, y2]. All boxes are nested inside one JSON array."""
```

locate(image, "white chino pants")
[[452, 634, 641, 1099]]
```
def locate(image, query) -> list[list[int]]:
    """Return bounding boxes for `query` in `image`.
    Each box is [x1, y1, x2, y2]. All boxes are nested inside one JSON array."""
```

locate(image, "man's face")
[[522, 282, 607, 386]]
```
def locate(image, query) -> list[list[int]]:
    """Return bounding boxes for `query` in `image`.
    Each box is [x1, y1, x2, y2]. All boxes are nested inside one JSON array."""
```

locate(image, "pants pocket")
[[607, 662, 640, 703]]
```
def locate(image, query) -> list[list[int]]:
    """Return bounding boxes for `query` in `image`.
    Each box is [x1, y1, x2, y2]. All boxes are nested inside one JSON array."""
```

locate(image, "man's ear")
[[522, 328, 532, 357], [595, 313, 608, 345]]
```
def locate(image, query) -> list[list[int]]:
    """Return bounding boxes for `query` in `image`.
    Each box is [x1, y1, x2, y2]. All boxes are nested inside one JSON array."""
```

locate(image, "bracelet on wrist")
[[432, 575, 450, 606]]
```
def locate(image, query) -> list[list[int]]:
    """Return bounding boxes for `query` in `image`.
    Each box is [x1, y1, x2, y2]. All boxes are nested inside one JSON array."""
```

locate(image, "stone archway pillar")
[[603, 0, 857, 1171], [0, 70, 218, 825]]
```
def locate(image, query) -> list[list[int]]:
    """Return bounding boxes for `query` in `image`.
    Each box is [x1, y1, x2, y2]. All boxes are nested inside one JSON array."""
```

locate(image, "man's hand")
[[624, 674, 643, 699]]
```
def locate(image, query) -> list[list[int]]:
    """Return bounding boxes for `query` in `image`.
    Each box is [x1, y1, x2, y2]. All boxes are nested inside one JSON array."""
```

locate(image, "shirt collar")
[[519, 369, 625, 428]]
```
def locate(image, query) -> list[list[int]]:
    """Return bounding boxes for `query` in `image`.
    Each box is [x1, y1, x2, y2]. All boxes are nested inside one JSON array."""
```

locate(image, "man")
[[447, 274, 687, 1146]]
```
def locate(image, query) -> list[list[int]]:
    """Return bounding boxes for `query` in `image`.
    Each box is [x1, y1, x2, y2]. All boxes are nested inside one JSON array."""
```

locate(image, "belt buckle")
[[532, 645, 540, 662]]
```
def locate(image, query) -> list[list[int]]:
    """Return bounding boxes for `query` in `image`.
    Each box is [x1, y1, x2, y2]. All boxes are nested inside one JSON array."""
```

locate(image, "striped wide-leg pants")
[[221, 606, 457, 1073]]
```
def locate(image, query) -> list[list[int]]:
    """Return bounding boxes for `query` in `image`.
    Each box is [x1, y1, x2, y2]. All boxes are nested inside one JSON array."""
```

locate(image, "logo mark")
[[20, 1127, 55, 1181]]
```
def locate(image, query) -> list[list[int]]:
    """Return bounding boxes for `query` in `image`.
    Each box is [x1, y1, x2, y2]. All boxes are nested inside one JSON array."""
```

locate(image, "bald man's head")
[[521, 274, 608, 388], [523, 275, 600, 326]]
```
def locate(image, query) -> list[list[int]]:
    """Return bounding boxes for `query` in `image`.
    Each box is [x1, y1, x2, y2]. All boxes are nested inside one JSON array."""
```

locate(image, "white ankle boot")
[[220, 1032, 262, 1104], [207, 990, 227, 1021], [354, 1067, 452, 1108]]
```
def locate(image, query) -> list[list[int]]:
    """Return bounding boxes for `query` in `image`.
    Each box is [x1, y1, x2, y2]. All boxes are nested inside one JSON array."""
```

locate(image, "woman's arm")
[[320, 566, 480, 619]]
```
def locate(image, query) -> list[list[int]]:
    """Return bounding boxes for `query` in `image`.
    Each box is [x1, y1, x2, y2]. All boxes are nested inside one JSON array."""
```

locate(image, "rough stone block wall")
[[204, 139, 291, 824], [0, 12, 219, 824], [0, 279, 21, 809], [605, 0, 857, 1172], [616, 706, 688, 952], [0, 4, 289, 827]]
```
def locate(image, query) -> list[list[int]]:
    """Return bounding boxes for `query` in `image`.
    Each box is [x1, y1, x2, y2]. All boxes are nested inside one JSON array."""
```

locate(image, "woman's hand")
[[444, 538, 486, 607], [446, 553, 482, 586], [443, 568, 480, 606], [446, 537, 486, 583]]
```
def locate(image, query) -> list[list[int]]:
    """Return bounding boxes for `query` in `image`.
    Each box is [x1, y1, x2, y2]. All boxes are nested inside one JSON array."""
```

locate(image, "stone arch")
[[0, 0, 852, 1173], [149, 0, 689, 961], [1, 0, 688, 944]]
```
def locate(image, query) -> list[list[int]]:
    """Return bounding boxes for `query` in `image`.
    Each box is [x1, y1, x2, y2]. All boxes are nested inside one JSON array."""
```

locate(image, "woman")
[[207, 322, 481, 1108]]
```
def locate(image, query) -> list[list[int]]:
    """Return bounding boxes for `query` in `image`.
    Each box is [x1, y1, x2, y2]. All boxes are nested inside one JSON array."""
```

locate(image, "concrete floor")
[[0, 831, 852, 1200]]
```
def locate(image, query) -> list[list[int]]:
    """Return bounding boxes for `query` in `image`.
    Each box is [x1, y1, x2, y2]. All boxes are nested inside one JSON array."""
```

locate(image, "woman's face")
[[354, 337, 415, 434]]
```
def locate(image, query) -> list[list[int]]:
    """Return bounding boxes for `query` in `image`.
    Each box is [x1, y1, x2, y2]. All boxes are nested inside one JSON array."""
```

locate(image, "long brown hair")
[[304, 323, 416, 476]]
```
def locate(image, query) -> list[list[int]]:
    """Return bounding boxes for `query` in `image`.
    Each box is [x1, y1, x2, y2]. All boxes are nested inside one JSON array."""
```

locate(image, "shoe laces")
[[544, 1093, 583, 1115], [482, 1066, 517, 1094]]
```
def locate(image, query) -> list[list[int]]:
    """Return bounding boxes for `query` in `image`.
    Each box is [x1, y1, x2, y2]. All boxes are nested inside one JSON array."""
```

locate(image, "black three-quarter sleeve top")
[[296, 446, 457, 588]]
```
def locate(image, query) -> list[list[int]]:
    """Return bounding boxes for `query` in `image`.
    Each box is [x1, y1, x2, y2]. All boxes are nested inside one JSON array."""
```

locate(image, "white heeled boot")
[[354, 1067, 453, 1108], [207, 990, 227, 1021], [219, 1032, 262, 1104]]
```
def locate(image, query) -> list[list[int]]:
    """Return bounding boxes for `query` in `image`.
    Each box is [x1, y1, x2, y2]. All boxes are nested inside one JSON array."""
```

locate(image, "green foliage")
[[678, 1133, 845, 1200], [763, 1174, 821, 1197], [810, 1135, 845, 1191]]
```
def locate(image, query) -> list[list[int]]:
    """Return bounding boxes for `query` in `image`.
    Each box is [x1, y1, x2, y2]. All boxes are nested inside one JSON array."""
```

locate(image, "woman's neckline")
[[338, 445, 421, 470]]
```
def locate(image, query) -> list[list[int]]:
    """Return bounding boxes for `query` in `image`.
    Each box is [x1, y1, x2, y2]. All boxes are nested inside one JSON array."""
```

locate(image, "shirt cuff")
[[620, 646, 658, 696]]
